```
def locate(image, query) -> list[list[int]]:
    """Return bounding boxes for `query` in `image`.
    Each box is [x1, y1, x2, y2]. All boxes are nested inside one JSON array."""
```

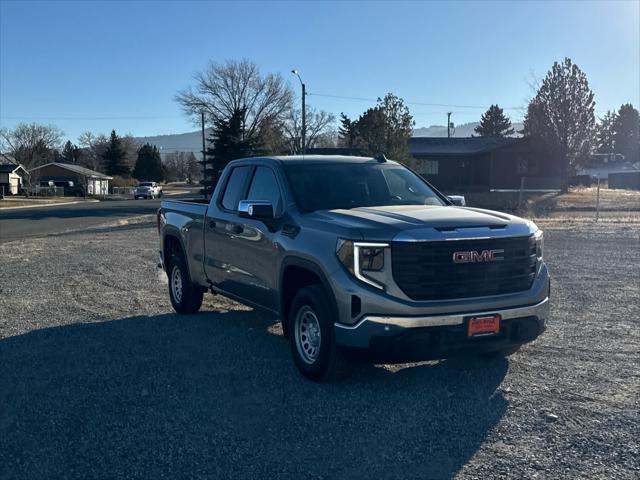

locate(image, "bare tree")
[[0, 123, 64, 169], [78, 131, 108, 171], [258, 116, 288, 154], [175, 59, 294, 141], [120, 134, 139, 171], [76, 131, 137, 172], [282, 107, 336, 154], [164, 151, 201, 183], [314, 129, 339, 148]]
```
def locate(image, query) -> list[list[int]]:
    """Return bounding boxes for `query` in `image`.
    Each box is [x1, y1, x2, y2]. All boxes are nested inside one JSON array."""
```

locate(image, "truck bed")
[[160, 199, 209, 216], [159, 199, 210, 285]]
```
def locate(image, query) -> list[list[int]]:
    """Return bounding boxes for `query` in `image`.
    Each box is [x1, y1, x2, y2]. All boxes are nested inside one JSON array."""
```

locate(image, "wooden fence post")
[[595, 178, 601, 222]]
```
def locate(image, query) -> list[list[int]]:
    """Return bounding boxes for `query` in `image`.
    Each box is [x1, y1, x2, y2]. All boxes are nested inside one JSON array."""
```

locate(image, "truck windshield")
[[284, 162, 447, 212]]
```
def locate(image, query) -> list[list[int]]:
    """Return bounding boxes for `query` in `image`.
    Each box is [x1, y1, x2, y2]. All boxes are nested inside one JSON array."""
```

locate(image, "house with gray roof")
[[409, 137, 561, 192], [29, 162, 112, 196]]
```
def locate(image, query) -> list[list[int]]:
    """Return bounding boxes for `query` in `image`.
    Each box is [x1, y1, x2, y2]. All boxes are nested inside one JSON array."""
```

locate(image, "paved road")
[[0, 195, 197, 243]]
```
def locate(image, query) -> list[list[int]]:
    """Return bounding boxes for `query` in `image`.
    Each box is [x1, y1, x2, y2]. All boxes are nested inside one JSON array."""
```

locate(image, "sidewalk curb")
[[0, 199, 100, 211]]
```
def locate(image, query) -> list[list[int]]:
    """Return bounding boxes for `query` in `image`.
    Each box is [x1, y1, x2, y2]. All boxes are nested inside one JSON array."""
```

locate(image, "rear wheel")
[[289, 285, 347, 381], [167, 251, 203, 314]]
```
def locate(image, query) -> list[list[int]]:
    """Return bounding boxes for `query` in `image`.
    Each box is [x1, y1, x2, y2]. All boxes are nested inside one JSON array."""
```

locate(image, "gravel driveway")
[[0, 220, 638, 479]]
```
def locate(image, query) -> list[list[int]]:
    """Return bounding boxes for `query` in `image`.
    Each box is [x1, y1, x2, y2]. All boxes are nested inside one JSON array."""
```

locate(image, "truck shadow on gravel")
[[0, 310, 509, 480]]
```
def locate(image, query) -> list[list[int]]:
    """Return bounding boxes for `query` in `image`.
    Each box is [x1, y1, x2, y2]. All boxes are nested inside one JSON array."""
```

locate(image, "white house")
[[0, 154, 29, 195]]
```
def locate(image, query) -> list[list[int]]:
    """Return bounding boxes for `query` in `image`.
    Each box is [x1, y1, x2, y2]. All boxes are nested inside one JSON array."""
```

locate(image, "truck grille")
[[391, 236, 536, 301]]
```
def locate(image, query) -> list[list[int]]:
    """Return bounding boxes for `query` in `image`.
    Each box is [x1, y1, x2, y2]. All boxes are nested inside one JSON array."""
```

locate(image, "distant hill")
[[134, 121, 523, 156], [413, 121, 523, 138], [134, 129, 213, 158]]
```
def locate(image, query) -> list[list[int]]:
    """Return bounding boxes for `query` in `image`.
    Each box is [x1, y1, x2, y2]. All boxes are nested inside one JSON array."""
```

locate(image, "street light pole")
[[291, 70, 306, 154]]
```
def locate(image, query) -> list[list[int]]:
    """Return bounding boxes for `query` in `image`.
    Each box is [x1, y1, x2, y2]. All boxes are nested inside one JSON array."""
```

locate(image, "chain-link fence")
[[111, 186, 135, 195], [30, 186, 65, 197]]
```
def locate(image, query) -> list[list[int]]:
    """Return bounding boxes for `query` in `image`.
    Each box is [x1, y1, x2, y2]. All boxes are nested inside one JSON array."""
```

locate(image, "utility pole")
[[447, 112, 452, 138], [302, 82, 306, 154], [292, 70, 306, 154], [201, 110, 207, 199]]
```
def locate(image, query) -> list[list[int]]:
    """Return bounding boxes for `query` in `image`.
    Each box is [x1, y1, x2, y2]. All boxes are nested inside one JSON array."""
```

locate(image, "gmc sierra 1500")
[[157, 155, 549, 381]]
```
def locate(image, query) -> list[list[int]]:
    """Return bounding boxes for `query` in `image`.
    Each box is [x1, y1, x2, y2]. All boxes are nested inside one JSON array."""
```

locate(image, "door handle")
[[208, 220, 216, 230], [231, 224, 243, 235]]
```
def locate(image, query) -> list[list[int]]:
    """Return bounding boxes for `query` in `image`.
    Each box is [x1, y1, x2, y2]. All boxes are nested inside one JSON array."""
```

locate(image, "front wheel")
[[289, 285, 347, 382], [167, 252, 203, 314]]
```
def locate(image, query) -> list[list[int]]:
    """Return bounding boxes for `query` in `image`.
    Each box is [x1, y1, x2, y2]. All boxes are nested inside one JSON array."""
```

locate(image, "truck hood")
[[307, 205, 529, 241]]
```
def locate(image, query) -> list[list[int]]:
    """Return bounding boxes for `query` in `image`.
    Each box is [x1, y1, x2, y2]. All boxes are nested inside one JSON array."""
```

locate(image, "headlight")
[[534, 229, 543, 260], [336, 239, 389, 290], [336, 239, 355, 275]]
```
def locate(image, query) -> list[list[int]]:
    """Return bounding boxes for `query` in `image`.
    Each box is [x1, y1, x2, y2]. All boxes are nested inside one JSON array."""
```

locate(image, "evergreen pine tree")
[[595, 110, 617, 154], [474, 105, 515, 137], [338, 113, 357, 149], [201, 108, 262, 195], [522, 58, 595, 191], [61, 140, 81, 163], [102, 130, 130, 176], [613, 103, 640, 162], [352, 94, 414, 162], [133, 143, 164, 181]]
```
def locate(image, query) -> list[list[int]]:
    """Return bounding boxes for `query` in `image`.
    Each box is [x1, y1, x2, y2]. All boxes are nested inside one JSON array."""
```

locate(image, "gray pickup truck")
[[157, 155, 549, 381]]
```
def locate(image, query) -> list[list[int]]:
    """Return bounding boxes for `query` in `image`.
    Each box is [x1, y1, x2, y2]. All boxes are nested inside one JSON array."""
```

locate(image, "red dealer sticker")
[[467, 315, 501, 337]]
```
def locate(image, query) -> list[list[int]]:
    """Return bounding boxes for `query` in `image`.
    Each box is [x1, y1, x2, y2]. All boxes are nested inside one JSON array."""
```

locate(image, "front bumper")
[[334, 296, 549, 361]]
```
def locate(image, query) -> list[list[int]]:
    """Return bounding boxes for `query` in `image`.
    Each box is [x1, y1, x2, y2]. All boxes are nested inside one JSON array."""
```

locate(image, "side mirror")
[[447, 195, 466, 206], [238, 200, 274, 220]]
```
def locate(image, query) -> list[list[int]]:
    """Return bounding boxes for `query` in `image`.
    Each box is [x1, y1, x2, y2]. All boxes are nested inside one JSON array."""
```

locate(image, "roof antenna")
[[375, 153, 387, 163]]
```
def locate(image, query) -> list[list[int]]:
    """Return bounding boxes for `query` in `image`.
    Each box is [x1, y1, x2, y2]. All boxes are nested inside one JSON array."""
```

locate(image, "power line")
[[307, 92, 524, 110], [308, 92, 611, 115], [1, 93, 613, 123]]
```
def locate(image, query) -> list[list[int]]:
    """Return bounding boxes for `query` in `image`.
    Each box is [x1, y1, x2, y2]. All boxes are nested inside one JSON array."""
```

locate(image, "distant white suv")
[[133, 182, 163, 200]]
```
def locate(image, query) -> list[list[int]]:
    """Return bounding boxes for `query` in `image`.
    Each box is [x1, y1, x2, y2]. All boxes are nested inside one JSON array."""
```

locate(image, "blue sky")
[[1, 0, 638, 142]]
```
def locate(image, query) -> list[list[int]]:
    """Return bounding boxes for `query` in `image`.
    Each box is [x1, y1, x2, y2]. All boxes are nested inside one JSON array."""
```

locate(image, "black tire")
[[167, 251, 204, 314], [481, 345, 521, 358], [288, 285, 348, 382]]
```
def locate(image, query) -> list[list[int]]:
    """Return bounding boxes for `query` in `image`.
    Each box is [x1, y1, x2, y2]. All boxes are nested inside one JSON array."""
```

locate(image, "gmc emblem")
[[453, 249, 505, 263]]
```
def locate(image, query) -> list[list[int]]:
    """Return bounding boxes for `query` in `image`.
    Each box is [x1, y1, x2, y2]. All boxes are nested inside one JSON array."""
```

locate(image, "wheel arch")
[[163, 230, 187, 271], [279, 256, 338, 337]]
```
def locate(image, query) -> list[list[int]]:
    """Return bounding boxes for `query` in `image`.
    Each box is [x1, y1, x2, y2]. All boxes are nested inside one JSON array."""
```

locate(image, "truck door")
[[203, 165, 253, 288], [203, 164, 283, 312], [205, 165, 283, 312]]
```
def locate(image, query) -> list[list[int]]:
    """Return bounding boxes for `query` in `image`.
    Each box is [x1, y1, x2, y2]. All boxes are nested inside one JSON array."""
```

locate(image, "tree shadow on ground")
[[0, 310, 509, 480], [0, 202, 161, 222]]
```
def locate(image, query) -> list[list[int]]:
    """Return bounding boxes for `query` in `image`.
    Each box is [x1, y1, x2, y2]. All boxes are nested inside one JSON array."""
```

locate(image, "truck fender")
[[278, 256, 339, 337], [162, 227, 188, 270]]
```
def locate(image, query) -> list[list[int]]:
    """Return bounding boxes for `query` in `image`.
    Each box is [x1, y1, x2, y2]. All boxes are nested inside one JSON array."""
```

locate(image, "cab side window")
[[246, 166, 283, 216], [221, 166, 251, 211]]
